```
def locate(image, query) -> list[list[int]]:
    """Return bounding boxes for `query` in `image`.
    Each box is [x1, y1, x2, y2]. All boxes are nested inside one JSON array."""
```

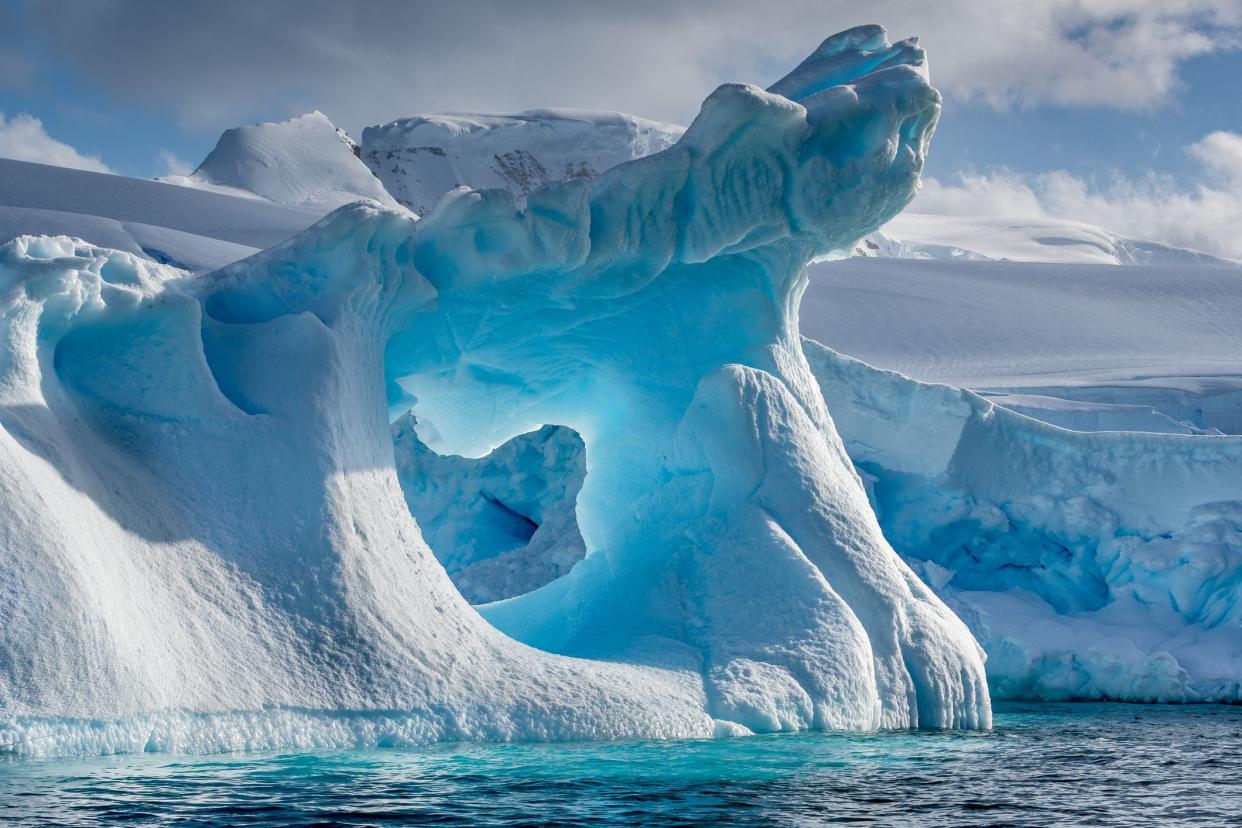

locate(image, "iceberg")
[[0, 26, 989, 758]]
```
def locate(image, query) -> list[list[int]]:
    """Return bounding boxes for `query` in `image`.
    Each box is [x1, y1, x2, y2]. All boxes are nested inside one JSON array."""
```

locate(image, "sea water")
[[2, 703, 1240, 826]]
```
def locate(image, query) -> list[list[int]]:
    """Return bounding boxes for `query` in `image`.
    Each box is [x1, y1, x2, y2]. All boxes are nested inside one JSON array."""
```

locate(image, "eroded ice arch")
[[0, 26, 987, 756]]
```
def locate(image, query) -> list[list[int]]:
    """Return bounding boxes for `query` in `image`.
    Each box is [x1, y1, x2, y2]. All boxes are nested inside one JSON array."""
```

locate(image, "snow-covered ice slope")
[[808, 341, 1242, 702], [801, 256, 1242, 433], [868, 213, 1237, 266], [0, 205, 256, 274], [801, 257, 1242, 388], [2, 113, 395, 274], [0, 158, 323, 272], [161, 112, 400, 211], [361, 109, 683, 215], [0, 26, 989, 758]]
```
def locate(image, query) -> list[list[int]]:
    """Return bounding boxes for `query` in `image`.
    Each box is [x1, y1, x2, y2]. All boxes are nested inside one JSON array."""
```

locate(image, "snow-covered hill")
[[860, 213, 1237, 267], [801, 256, 1242, 433], [160, 112, 399, 211], [0, 113, 402, 274], [360, 109, 683, 215], [0, 158, 322, 272]]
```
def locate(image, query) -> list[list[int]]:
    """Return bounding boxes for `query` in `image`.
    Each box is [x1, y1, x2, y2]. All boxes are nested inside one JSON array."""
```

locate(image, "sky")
[[2, 0, 1241, 256]]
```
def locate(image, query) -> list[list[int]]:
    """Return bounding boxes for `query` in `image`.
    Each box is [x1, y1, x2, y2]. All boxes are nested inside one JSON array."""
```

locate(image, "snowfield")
[[801, 257, 1242, 433], [803, 256, 1242, 390], [0, 158, 322, 272], [871, 212, 1238, 267]]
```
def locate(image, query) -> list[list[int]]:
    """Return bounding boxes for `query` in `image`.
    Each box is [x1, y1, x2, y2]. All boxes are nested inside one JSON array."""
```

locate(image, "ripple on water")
[[2, 703, 1241, 826]]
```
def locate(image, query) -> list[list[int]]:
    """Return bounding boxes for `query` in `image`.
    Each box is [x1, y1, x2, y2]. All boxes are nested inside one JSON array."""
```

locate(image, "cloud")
[[912, 131, 1242, 260], [14, 0, 1242, 135], [0, 112, 112, 173], [156, 148, 194, 177], [1188, 131, 1242, 184]]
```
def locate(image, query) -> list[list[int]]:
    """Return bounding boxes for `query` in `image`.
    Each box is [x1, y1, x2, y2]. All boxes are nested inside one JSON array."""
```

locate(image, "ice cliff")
[[808, 342, 1242, 702], [0, 26, 990, 757]]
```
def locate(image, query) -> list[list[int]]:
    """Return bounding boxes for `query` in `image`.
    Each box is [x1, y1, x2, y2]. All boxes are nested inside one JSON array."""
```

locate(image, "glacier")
[[808, 342, 1242, 701], [0, 26, 991, 758]]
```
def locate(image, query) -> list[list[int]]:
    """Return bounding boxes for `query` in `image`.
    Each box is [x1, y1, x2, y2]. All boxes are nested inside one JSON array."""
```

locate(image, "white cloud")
[[915, 173, 1047, 218], [157, 148, 194, 177], [0, 112, 112, 173], [1188, 131, 1242, 184], [912, 131, 1242, 260], [915, 1, 1235, 111]]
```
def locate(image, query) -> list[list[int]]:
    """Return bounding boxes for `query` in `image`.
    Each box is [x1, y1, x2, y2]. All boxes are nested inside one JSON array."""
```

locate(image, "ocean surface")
[[2, 702, 1240, 826]]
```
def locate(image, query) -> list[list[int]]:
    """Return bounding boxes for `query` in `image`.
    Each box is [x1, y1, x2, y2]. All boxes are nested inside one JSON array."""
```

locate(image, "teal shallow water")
[[2, 703, 1240, 826]]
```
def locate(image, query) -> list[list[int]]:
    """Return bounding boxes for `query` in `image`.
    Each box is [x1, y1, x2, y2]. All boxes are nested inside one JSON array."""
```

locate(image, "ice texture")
[[807, 341, 1242, 702], [0, 26, 990, 758], [392, 417, 586, 604]]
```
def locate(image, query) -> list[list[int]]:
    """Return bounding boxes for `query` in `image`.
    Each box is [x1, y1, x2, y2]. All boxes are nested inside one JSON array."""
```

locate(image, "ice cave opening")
[[392, 417, 588, 605]]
